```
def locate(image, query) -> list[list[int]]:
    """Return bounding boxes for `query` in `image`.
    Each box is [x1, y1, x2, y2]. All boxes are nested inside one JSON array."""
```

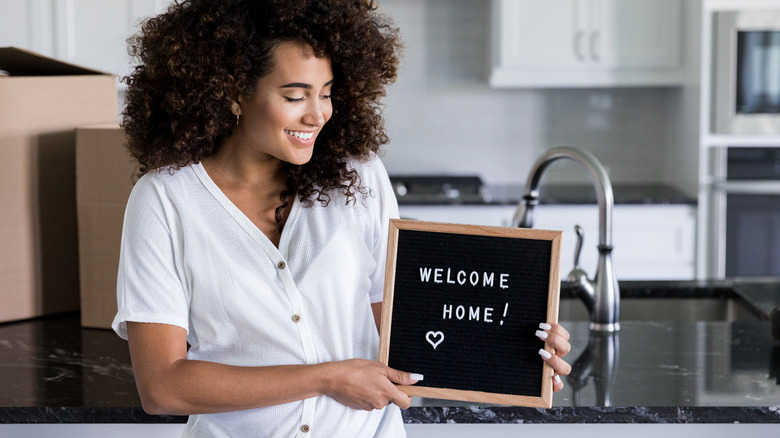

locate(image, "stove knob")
[[394, 182, 408, 197]]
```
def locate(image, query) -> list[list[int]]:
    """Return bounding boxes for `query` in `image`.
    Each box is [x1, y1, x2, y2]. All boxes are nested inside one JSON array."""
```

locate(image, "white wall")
[[0, 0, 699, 190]]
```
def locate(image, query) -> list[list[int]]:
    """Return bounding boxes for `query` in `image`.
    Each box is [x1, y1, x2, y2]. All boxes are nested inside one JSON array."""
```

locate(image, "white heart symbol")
[[425, 331, 444, 349]]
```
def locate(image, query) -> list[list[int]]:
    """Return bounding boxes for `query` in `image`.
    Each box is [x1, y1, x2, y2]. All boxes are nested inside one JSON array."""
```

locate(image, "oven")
[[711, 147, 780, 277], [713, 10, 780, 135]]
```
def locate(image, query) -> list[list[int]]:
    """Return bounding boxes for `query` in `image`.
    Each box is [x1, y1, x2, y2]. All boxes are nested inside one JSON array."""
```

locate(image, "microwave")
[[713, 11, 780, 135]]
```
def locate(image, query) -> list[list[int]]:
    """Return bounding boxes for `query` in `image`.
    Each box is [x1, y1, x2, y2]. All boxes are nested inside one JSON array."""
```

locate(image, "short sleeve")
[[361, 156, 400, 303], [112, 174, 190, 340]]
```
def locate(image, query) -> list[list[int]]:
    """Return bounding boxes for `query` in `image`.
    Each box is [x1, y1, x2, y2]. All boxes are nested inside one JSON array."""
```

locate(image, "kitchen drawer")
[[398, 204, 696, 280]]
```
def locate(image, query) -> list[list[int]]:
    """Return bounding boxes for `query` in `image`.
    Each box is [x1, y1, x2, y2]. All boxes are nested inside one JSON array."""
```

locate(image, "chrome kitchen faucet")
[[513, 147, 620, 332]]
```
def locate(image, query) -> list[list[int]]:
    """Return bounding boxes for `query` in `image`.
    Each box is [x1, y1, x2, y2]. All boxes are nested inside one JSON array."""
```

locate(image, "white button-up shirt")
[[113, 156, 404, 437]]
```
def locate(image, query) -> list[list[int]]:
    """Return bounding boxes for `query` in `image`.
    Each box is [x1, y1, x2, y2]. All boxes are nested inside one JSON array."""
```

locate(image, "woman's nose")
[[303, 99, 329, 126]]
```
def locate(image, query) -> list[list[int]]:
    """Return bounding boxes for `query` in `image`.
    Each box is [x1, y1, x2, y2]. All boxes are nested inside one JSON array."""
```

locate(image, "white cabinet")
[[533, 204, 696, 280], [399, 205, 518, 228], [399, 204, 697, 281], [489, 0, 684, 87], [0, 0, 169, 79]]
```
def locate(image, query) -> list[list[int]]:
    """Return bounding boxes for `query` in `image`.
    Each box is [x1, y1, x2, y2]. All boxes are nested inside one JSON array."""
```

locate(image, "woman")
[[112, 0, 572, 436]]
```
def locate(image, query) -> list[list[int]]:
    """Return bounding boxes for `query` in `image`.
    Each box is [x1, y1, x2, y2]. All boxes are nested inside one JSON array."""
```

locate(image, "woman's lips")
[[284, 129, 315, 143]]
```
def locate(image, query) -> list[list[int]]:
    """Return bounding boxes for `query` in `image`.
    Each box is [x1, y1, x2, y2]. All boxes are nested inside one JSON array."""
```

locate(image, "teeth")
[[285, 130, 314, 140]]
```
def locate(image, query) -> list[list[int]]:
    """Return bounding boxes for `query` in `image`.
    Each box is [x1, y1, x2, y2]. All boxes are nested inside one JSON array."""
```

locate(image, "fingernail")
[[410, 373, 424, 381], [535, 330, 548, 340], [538, 348, 552, 360], [554, 374, 562, 385], [539, 323, 552, 330]]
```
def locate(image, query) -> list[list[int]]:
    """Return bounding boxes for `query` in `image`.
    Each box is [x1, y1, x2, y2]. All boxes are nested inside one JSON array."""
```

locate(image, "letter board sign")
[[378, 219, 562, 407]]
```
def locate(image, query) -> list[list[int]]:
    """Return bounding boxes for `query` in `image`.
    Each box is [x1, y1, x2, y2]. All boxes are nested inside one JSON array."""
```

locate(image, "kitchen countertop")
[[396, 183, 696, 206], [1, 280, 779, 425], [485, 183, 697, 205]]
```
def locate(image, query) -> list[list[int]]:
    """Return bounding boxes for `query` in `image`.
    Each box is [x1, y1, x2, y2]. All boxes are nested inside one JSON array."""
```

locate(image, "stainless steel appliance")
[[712, 147, 780, 277], [713, 11, 780, 135]]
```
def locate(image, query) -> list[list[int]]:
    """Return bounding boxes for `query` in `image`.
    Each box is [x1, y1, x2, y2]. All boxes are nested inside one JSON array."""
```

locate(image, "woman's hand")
[[127, 322, 419, 416], [536, 322, 572, 392], [321, 359, 421, 410]]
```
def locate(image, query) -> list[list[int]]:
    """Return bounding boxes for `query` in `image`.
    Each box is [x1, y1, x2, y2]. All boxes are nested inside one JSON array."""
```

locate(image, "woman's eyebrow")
[[279, 79, 334, 89]]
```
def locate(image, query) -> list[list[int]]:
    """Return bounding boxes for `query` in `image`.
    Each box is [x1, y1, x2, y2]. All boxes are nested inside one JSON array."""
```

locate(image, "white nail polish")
[[539, 323, 552, 330], [535, 330, 548, 340], [410, 373, 424, 381], [538, 348, 552, 360], [554, 374, 562, 385]]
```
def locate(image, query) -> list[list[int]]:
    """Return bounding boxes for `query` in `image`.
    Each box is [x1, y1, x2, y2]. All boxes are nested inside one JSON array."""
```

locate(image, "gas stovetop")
[[388, 175, 489, 204]]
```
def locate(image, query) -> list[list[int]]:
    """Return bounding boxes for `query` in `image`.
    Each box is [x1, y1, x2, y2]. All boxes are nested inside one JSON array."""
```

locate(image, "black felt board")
[[379, 220, 561, 407]]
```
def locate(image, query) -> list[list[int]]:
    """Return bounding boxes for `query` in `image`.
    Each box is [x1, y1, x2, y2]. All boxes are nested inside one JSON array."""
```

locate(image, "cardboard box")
[[0, 47, 117, 323], [76, 124, 136, 329]]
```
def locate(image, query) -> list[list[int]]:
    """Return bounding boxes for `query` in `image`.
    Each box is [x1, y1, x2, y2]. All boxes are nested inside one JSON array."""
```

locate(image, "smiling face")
[[234, 40, 334, 166]]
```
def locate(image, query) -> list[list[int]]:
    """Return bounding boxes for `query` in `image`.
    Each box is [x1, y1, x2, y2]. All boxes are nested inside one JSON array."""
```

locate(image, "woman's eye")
[[284, 96, 305, 102], [321, 94, 331, 100]]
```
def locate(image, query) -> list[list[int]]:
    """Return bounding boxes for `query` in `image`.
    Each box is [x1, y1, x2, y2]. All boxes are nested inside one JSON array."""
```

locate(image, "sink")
[[559, 296, 761, 322]]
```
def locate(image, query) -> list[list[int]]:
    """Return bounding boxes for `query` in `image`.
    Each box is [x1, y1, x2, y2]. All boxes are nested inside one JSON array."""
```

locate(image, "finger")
[[552, 373, 564, 392], [535, 329, 571, 357], [388, 388, 413, 410], [538, 348, 572, 376], [541, 332, 572, 357], [539, 322, 570, 341], [385, 367, 424, 385], [549, 323, 570, 341]]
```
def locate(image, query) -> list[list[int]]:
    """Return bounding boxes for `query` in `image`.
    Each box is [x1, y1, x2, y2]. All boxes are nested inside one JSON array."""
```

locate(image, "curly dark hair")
[[121, 0, 401, 205]]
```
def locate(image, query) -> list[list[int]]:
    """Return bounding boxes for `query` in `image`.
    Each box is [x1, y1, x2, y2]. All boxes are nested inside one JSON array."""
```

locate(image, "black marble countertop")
[[565, 278, 780, 324], [397, 183, 696, 206], [2, 280, 779, 424]]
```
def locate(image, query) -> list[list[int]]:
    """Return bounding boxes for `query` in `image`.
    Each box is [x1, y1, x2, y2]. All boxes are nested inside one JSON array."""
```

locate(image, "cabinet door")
[[489, 0, 684, 87], [597, 0, 682, 69], [0, 0, 52, 55], [534, 205, 696, 280], [491, 0, 585, 70], [0, 0, 169, 78]]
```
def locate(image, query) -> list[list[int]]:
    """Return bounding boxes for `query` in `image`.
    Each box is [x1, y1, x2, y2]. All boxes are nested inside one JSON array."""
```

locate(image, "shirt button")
[[277, 261, 286, 270], [292, 314, 301, 323], [301, 424, 310, 433]]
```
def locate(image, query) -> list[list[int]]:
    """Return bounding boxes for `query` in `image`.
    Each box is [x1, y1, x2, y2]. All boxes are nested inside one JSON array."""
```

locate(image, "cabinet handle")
[[590, 31, 600, 62], [575, 31, 586, 62]]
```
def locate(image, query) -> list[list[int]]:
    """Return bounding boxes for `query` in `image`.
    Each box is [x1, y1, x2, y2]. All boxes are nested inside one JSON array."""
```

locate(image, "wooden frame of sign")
[[378, 219, 562, 408]]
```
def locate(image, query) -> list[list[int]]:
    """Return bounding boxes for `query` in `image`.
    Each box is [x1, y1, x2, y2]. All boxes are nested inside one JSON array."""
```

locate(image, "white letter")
[[469, 306, 480, 321], [419, 267, 432, 282], [470, 271, 479, 286], [434, 268, 443, 283], [484, 307, 493, 323], [455, 305, 465, 320], [446, 268, 456, 284], [500, 273, 509, 289], [483, 272, 494, 287], [457, 270, 466, 285], [442, 304, 452, 319]]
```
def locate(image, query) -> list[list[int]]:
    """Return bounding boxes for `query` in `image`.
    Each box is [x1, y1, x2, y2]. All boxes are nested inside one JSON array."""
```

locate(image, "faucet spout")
[[513, 147, 620, 332]]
